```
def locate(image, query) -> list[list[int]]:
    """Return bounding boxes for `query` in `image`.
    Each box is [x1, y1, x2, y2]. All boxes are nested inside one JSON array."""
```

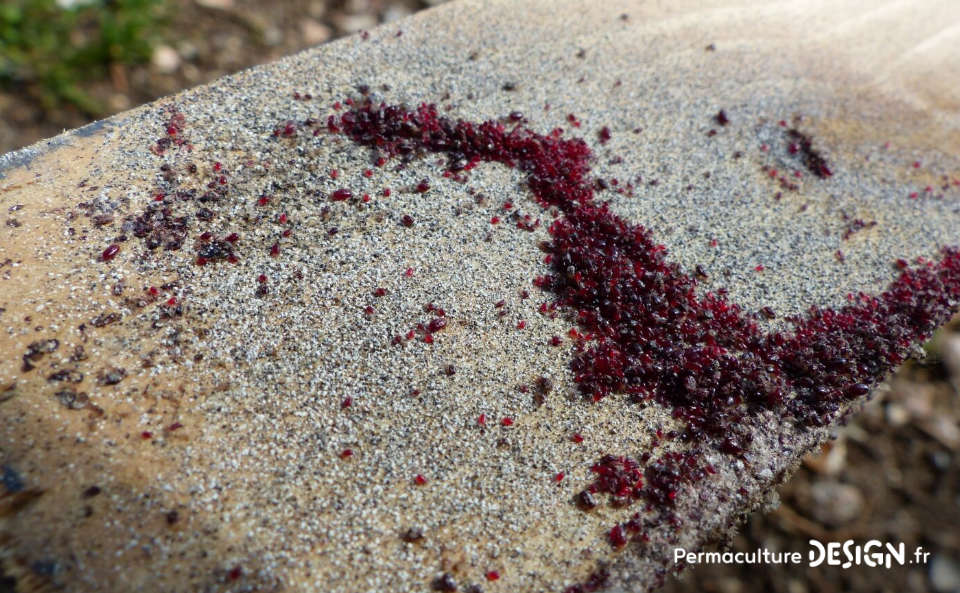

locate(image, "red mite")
[[101, 244, 120, 261], [331, 188, 352, 201]]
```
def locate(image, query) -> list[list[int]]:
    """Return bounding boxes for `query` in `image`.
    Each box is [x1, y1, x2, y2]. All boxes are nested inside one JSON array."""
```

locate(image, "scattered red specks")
[[383, 187, 392, 197], [760, 143, 769, 152], [331, 188, 352, 201], [414, 474, 427, 485], [101, 244, 120, 261], [278, 213, 288, 224], [227, 565, 242, 581], [362, 193, 371, 202], [140, 431, 152, 439], [715, 110, 729, 126], [166, 297, 178, 306], [554, 472, 565, 482], [754, 264, 765, 272], [154, 193, 165, 202], [373, 287, 386, 297], [571, 433, 584, 443], [490, 216, 500, 224], [501, 417, 514, 427], [225, 232, 239, 243], [404, 267, 415, 277], [401, 214, 415, 227], [330, 169, 339, 179], [415, 180, 430, 193], [269, 242, 280, 257], [282, 229, 292, 238], [477, 413, 487, 426], [167, 422, 183, 432], [549, 335, 563, 346], [486, 571, 500, 582], [598, 126, 611, 144], [835, 250, 845, 262], [778, 120, 787, 127], [258, 195, 271, 206], [147, 286, 159, 296], [341, 397, 352, 409], [363, 169, 373, 178], [213, 161, 222, 172], [364, 305, 375, 315], [516, 320, 526, 330], [913, 161, 922, 169], [567, 113, 581, 128], [340, 449, 353, 459], [709, 238, 718, 248], [910, 191, 919, 199]]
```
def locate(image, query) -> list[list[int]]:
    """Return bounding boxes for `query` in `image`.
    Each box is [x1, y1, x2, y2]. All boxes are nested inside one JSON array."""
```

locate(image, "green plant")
[[0, 0, 169, 115]]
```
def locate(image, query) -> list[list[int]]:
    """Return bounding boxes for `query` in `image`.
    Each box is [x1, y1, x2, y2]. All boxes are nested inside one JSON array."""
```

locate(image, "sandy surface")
[[1, 1, 959, 592]]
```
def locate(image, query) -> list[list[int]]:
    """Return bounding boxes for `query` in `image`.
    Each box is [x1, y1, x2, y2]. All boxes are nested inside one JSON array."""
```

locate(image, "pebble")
[[331, 12, 377, 33], [931, 554, 960, 593], [809, 480, 863, 525], [151, 45, 181, 74], [301, 19, 333, 45]]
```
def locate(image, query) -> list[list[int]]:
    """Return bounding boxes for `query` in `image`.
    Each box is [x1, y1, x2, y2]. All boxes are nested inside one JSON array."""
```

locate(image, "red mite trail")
[[335, 100, 960, 555]]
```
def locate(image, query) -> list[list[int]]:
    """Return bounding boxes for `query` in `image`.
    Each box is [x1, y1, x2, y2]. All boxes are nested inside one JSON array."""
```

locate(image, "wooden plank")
[[1, 1, 959, 591]]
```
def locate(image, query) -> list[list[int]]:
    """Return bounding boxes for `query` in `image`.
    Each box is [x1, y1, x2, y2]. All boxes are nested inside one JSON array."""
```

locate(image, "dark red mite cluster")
[[336, 98, 960, 417], [333, 98, 960, 558]]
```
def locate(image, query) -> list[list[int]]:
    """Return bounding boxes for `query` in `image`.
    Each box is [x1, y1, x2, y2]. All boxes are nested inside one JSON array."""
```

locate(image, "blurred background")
[[1, 2, 957, 592]]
